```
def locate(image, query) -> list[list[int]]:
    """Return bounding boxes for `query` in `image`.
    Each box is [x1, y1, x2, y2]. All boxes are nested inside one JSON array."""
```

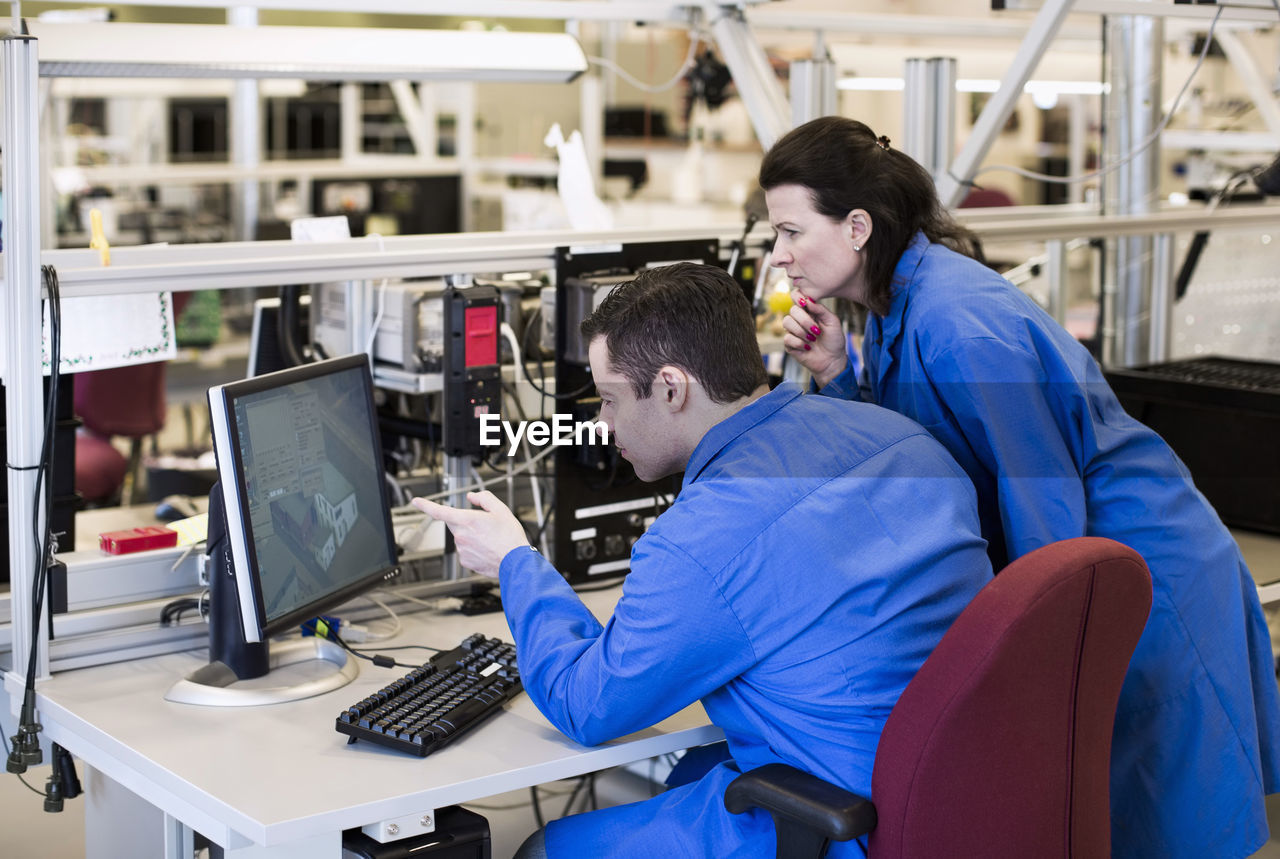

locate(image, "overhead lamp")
[[27, 21, 588, 83]]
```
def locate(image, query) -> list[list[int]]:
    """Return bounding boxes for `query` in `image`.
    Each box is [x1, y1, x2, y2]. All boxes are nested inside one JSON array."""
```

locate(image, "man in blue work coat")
[[415, 262, 992, 857]]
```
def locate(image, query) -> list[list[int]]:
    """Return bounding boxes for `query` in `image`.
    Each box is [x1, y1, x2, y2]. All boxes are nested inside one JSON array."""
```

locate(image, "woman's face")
[[765, 183, 870, 304]]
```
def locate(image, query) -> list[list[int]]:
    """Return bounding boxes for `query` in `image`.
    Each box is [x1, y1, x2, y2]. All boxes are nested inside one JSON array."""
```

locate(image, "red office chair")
[[959, 187, 1016, 208], [725, 536, 1152, 858], [73, 292, 192, 506], [73, 361, 169, 506]]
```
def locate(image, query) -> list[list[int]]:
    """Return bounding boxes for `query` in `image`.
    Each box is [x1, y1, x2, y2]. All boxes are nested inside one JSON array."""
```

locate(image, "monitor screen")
[[247, 294, 311, 378], [208, 354, 398, 643]]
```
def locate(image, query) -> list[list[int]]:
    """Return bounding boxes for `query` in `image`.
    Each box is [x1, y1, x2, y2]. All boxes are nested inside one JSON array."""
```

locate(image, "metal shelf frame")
[[8, 0, 1280, 698]]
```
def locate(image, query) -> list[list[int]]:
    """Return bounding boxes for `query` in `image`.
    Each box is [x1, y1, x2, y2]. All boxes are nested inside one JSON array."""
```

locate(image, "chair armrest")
[[724, 763, 877, 843]]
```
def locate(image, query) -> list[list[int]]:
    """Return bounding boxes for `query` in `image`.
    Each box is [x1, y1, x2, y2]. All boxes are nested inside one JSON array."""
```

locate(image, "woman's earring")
[[853, 244, 862, 252]]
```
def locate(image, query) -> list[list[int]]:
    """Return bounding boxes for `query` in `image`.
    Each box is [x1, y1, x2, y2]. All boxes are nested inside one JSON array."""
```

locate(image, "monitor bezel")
[[207, 353, 399, 643]]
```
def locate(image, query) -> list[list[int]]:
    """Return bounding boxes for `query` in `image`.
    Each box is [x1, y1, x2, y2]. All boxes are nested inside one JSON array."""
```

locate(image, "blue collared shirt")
[[500, 382, 991, 857], [821, 232, 1280, 857]]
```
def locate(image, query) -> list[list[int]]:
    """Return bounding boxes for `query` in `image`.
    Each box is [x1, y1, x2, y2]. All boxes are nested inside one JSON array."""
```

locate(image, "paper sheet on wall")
[[42, 291, 178, 374]]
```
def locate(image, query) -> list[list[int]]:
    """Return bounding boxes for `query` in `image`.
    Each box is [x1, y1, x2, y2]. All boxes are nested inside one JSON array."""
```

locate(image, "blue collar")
[[868, 231, 931, 389], [681, 382, 803, 488], [882, 231, 931, 346]]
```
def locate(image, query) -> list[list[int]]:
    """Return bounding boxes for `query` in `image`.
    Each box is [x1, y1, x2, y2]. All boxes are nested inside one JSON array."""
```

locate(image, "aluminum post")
[[937, 0, 1075, 208], [1102, 12, 1163, 368], [904, 57, 956, 184], [229, 7, 260, 243], [789, 57, 836, 127], [3, 34, 50, 691], [1149, 232, 1175, 364], [1046, 239, 1068, 325], [441, 455, 470, 580]]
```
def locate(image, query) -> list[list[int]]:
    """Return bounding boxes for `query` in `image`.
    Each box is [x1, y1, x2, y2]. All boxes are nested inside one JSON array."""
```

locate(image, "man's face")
[[588, 337, 683, 483]]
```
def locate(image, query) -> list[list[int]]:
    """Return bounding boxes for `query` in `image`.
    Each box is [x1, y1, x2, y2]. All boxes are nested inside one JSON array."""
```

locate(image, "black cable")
[[533, 499, 556, 544], [277, 284, 310, 368], [8, 265, 61, 775], [561, 776, 586, 818], [519, 306, 594, 403], [0, 732, 45, 796], [160, 596, 205, 626], [464, 784, 577, 812], [324, 627, 453, 668], [349, 643, 444, 656], [1174, 169, 1254, 301], [530, 786, 546, 828]]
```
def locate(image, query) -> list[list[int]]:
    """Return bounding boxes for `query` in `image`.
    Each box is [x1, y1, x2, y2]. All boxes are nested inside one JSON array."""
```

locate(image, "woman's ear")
[[847, 208, 873, 249]]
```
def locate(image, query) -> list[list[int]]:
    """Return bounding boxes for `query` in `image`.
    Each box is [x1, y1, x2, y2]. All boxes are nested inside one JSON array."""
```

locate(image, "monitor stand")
[[165, 481, 360, 706], [164, 636, 358, 707]]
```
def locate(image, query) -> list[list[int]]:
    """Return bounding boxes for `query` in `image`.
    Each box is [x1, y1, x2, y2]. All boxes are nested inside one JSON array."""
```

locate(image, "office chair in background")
[[73, 361, 169, 506], [725, 536, 1152, 859], [73, 292, 192, 507]]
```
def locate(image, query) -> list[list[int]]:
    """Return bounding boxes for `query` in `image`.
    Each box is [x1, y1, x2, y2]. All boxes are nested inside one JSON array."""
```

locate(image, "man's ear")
[[656, 366, 689, 411]]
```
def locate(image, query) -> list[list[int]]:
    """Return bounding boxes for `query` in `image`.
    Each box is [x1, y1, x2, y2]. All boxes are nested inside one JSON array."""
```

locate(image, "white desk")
[[31, 587, 723, 858]]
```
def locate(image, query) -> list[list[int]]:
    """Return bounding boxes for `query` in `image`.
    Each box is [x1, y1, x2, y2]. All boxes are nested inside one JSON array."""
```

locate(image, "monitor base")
[[164, 637, 357, 707]]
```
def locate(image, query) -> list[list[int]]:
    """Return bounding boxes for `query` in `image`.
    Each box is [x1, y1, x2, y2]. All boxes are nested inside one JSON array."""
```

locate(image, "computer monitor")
[[166, 354, 399, 706], [247, 294, 311, 377]]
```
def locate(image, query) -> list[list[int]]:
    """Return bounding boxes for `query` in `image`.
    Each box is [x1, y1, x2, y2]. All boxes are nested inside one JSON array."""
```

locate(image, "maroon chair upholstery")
[[725, 536, 1153, 858], [958, 187, 1016, 208], [73, 361, 169, 505], [73, 292, 191, 506]]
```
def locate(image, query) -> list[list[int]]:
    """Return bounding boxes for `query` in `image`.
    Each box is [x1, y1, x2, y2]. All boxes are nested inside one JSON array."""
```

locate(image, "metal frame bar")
[[1070, 0, 1280, 23], [707, 4, 792, 150], [25, 0, 706, 21], [3, 34, 50, 701], [1213, 30, 1280, 139], [0, 224, 776, 297], [937, 0, 1076, 209]]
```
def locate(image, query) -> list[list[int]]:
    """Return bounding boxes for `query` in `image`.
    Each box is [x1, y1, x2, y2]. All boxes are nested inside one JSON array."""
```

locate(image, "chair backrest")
[[74, 362, 169, 439], [73, 291, 191, 440], [868, 537, 1151, 858]]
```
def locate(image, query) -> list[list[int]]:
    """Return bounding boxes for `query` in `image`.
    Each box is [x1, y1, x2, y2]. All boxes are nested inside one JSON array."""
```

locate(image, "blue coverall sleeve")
[[498, 539, 755, 747], [815, 356, 869, 402], [931, 336, 1088, 561]]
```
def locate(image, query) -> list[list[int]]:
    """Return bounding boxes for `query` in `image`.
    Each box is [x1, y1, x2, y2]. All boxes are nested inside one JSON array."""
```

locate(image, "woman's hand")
[[781, 290, 848, 389]]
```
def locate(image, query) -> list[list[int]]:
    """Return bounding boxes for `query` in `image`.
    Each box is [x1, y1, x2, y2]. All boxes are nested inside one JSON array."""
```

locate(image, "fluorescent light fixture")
[[50, 78, 309, 98], [835, 76, 906, 91], [837, 76, 1106, 97], [28, 22, 588, 83]]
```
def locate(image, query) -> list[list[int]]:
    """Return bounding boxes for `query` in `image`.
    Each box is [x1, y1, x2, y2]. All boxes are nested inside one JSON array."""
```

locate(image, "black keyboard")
[[335, 633, 522, 757]]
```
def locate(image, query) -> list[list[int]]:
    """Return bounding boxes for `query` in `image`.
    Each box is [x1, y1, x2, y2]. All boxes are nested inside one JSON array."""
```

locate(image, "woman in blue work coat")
[[761, 116, 1280, 858]]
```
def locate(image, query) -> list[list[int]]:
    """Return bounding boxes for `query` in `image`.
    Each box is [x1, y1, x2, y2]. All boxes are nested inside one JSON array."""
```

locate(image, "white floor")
[[0, 757, 657, 858]]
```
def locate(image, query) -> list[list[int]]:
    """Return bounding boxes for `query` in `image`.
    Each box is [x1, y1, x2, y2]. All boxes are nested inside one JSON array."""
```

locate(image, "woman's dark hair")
[[580, 262, 768, 403], [759, 116, 981, 315]]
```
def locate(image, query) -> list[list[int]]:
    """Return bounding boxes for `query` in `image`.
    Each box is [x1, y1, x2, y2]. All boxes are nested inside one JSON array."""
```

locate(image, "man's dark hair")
[[759, 116, 981, 316], [580, 262, 768, 403]]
